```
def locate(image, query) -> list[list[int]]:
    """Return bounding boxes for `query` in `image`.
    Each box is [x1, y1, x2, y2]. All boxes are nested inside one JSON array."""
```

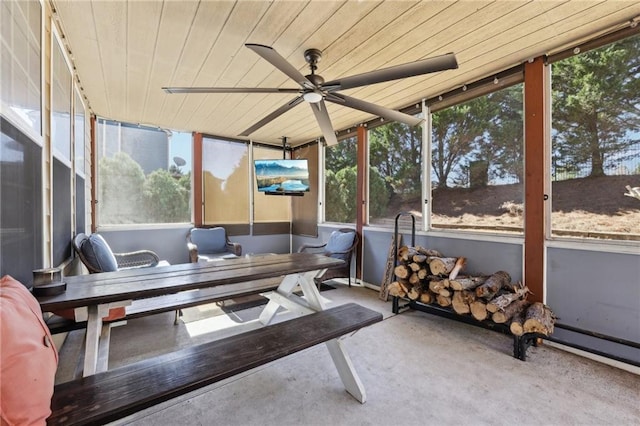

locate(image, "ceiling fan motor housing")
[[303, 48, 322, 70]]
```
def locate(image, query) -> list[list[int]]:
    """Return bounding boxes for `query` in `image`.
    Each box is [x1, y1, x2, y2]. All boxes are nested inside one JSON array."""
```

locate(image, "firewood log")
[[394, 264, 410, 279], [436, 294, 452, 307], [448, 257, 467, 280], [428, 257, 459, 276], [449, 275, 488, 291], [409, 272, 420, 286], [407, 285, 422, 301], [523, 302, 556, 336], [428, 278, 449, 295], [419, 290, 436, 304], [470, 300, 488, 321], [408, 262, 422, 272], [510, 309, 526, 336], [412, 254, 428, 264], [451, 290, 476, 315], [398, 246, 419, 262], [415, 246, 443, 258], [417, 268, 428, 280], [475, 270, 511, 300], [388, 281, 405, 298], [492, 299, 530, 324], [486, 284, 529, 313], [397, 279, 411, 295]]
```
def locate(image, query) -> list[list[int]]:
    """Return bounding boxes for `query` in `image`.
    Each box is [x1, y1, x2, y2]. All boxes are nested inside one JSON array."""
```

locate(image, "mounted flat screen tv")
[[254, 159, 310, 196]]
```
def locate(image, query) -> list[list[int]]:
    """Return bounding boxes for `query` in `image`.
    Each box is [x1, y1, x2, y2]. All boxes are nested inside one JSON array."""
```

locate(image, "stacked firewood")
[[387, 245, 556, 336]]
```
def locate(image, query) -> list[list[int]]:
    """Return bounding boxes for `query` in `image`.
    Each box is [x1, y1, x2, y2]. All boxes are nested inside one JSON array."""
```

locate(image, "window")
[[96, 119, 192, 225], [324, 136, 357, 223], [430, 84, 524, 233], [202, 137, 248, 225], [369, 121, 423, 228], [0, 0, 41, 136], [550, 34, 640, 240]]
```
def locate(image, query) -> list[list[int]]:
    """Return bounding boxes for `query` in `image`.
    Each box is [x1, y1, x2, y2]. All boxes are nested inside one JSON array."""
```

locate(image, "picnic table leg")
[[83, 305, 106, 376], [325, 339, 367, 403], [296, 270, 327, 311], [258, 274, 299, 325]]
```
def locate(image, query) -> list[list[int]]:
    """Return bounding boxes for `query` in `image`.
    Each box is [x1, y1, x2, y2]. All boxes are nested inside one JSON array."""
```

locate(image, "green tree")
[[326, 166, 357, 223], [143, 169, 190, 223], [552, 35, 640, 177], [368, 166, 389, 219], [325, 136, 357, 171], [369, 122, 422, 199], [431, 100, 489, 188], [483, 85, 524, 183], [325, 138, 358, 223], [98, 152, 146, 224]]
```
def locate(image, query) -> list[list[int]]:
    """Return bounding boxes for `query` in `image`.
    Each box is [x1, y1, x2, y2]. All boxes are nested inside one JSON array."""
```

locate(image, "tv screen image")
[[254, 159, 310, 195]]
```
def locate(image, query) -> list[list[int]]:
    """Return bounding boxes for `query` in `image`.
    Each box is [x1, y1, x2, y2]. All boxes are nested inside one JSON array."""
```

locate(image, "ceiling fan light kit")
[[163, 44, 458, 146]]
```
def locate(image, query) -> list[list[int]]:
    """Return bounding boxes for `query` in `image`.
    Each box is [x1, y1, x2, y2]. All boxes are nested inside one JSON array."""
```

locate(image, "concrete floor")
[[55, 284, 640, 425]]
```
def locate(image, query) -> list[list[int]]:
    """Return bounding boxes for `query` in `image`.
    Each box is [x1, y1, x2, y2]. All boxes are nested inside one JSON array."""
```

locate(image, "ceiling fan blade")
[[309, 101, 338, 146], [163, 87, 299, 94], [322, 53, 458, 91], [246, 44, 314, 89], [239, 96, 304, 137], [326, 93, 423, 127]]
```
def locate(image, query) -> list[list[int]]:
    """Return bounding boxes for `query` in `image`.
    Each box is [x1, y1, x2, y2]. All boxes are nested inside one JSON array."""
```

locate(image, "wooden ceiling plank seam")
[[333, 1, 550, 114], [150, 0, 201, 127], [198, 1, 312, 130], [320, 3, 640, 141], [324, 1, 495, 92], [179, 1, 274, 130], [127, 0, 163, 122], [277, 1, 514, 138], [338, 1, 624, 120], [155, 1, 236, 130], [220, 1, 383, 142], [91, 1, 128, 119], [163, 1, 244, 128], [339, 0, 523, 105], [318, 0, 422, 71], [209, 0, 395, 133], [319, 1, 453, 85], [192, 1, 355, 136], [158, 3, 238, 131], [198, 1, 355, 134]]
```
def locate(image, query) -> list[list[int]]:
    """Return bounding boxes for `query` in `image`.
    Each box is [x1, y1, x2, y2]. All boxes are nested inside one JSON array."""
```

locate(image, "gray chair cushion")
[[190, 228, 228, 254], [80, 234, 118, 272], [325, 231, 355, 261]]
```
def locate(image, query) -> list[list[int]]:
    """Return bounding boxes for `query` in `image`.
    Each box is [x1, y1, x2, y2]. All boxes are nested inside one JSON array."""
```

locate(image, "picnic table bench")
[[48, 303, 382, 425], [45, 277, 283, 334]]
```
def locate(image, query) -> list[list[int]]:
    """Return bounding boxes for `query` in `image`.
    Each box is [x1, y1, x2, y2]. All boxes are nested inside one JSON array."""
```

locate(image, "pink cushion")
[[1, 275, 58, 425]]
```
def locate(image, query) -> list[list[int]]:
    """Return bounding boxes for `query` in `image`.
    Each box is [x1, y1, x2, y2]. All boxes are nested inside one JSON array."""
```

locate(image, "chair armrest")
[[114, 250, 160, 269], [227, 242, 242, 256], [298, 243, 327, 253], [187, 242, 199, 263]]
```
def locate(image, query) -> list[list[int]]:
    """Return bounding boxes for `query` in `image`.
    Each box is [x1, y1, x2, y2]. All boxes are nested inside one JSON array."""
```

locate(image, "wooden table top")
[[37, 253, 344, 312]]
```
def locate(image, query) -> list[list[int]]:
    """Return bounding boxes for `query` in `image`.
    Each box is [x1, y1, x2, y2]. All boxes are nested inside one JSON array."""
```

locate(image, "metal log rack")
[[390, 212, 640, 365], [390, 211, 541, 361]]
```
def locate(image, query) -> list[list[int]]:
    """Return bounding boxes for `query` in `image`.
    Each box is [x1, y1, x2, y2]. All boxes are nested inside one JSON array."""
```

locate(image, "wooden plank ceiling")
[[52, 0, 640, 147]]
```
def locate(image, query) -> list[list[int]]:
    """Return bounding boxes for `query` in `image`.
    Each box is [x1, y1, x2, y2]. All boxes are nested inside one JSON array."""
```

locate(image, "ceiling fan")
[[163, 44, 458, 146]]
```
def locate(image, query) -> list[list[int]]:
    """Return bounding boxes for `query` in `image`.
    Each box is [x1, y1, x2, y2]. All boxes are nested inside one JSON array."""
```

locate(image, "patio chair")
[[73, 233, 160, 273], [187, 227, 242, 263], [298, 228, 359, 288]]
